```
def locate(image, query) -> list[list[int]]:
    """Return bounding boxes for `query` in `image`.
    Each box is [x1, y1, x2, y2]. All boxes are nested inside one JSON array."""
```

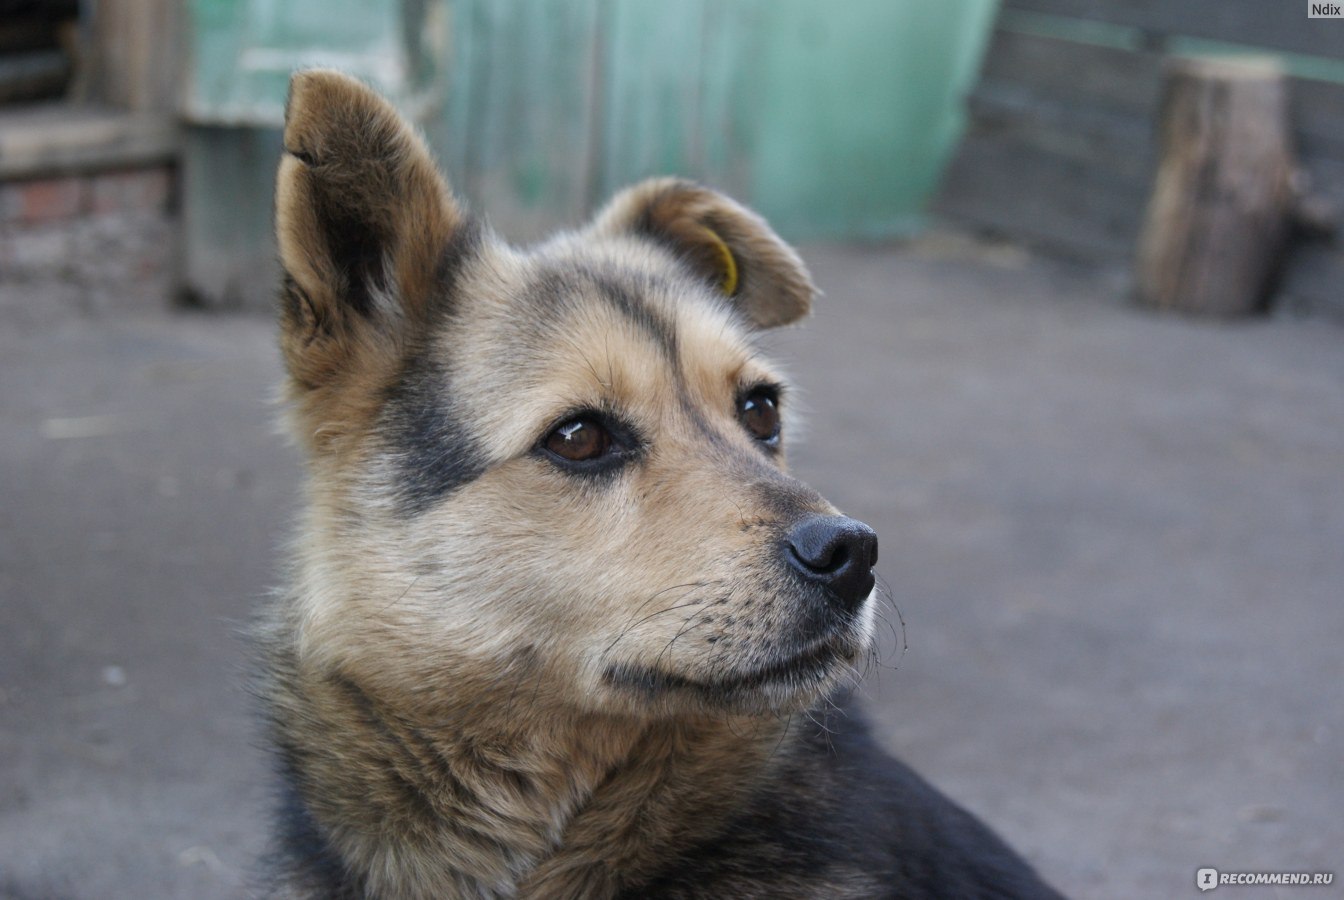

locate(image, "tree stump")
[[1135, 56, 1296, 315]]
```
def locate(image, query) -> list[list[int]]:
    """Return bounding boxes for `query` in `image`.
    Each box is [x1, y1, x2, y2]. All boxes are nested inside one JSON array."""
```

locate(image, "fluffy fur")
[[257, 69, 1063, 900]]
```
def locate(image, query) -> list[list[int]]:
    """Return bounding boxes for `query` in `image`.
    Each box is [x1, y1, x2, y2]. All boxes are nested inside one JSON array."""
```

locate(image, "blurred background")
[[1, 1, 1341, 897]]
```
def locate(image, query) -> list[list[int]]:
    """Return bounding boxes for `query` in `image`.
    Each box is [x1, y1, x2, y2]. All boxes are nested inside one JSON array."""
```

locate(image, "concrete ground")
[[1, 237, 1340, 899]]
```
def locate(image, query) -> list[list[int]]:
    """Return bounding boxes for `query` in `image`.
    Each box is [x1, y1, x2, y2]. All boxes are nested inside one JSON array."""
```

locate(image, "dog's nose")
[[784, 515, 878, 613]]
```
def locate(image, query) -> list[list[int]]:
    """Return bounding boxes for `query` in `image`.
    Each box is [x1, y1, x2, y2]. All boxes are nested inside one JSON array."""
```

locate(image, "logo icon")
[[1197, 868, 1219, 891]]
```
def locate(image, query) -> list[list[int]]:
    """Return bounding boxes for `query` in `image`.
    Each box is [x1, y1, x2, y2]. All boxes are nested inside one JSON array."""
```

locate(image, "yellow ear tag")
[[701, 226, 739, 296]]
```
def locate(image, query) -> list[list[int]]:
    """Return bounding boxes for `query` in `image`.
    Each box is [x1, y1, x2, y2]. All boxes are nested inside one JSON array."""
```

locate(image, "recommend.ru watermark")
[[1197, 868, 1334, 891]]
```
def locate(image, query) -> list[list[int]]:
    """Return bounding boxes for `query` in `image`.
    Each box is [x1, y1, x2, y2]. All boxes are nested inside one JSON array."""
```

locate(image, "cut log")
[[1135, 56, 1295, 315]]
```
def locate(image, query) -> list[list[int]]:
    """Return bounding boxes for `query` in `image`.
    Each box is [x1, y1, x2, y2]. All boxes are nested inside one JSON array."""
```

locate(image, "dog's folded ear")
[[589, 178, 817, 328], [275, 69, 466, 388]]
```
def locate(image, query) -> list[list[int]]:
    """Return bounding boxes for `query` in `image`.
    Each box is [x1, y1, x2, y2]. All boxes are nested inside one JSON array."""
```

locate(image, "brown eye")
[[544, 418, 611, 462], [739, 388, 780, 444]]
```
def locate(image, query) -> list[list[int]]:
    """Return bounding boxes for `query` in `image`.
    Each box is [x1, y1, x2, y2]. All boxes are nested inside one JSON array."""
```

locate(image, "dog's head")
[[276, 71, 877, 718]]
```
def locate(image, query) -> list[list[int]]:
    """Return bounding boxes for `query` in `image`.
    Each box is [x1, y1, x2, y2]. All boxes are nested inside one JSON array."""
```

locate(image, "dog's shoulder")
[[255, 775, 362, 899], [631, 697, 1064, 900]]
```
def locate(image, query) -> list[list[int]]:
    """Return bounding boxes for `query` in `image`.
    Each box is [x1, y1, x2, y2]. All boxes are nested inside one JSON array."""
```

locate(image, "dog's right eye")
[[543, 418, 613, 463], [738, 386, 781, 447]]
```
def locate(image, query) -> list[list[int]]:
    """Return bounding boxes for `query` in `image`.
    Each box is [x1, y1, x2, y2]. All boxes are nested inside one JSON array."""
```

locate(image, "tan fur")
[[264, 71, 876, 900]]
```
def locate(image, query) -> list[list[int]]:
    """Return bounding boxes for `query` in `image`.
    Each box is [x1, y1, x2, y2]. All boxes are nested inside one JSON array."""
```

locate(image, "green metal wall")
[[748, 0, 999, 237], [182, 0, 998, 304], [437, 0, 999, 239], [184, 0, 447, 125]]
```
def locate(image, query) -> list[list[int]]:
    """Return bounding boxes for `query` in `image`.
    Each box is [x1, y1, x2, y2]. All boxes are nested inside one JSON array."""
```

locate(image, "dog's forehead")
[[429, 239, 777, 452]]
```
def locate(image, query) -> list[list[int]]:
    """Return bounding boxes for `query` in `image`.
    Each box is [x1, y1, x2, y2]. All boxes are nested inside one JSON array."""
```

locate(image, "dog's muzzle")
[[783, 515, 878, 614]]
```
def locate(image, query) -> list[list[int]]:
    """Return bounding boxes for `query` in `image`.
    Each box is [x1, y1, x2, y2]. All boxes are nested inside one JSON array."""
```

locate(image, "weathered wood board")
[[935, 17, 1344, 317], [1006, 0, 1344, 60]]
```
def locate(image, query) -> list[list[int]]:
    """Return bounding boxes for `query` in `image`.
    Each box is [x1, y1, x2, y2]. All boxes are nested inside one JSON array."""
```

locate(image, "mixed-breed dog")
[[257, 69, 1063, 898]]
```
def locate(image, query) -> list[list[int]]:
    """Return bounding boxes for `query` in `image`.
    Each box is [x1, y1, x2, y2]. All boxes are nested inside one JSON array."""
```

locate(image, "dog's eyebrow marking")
[[383, 355, 489, 517], [584, 270, 680, 364], [677, 395, 735, 451]]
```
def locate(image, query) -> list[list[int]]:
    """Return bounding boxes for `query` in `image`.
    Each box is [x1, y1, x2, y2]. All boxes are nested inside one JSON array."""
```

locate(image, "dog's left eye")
[[544, 418, 612, 463], [738, 388, 781, 445]]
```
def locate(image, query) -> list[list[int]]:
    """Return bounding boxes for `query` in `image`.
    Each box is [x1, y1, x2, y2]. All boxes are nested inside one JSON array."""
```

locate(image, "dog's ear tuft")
[[589, 178, 817, 328], [275, 69, 466, 387]]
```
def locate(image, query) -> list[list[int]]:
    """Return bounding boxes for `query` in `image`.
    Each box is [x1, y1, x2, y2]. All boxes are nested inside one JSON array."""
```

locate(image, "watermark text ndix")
[[1197, 868, 1334, 891], [1308, 1, 1343, 17]]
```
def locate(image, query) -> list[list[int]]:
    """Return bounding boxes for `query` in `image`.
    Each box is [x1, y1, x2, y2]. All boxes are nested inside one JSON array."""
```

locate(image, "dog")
[[256, 69, 1064, 900]]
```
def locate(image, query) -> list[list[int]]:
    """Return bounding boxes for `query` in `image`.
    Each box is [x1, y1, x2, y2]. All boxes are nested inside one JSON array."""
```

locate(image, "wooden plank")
[[0, 105, 177, 179], [934, 125, 1148, 261], [1291, 76, 1344, 160], [1005, 0, 1344, 61], [935, 24, 1156, 260], [981, 27, 1344, 161], [938, 27, 1159, 261], [945, 25, 1344, 271], [92, 0, 182, 112], [978, 28, 1162, 118], [968, 84, 1155, 184], [0, 50, 70, 104]]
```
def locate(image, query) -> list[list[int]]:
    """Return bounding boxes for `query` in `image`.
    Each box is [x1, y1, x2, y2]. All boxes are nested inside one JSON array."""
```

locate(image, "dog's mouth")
[[603, 632, 858, 702]]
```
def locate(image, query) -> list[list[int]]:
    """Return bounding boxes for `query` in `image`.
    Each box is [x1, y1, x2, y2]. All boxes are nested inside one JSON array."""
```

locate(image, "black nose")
[[784, 515, 878, 613]]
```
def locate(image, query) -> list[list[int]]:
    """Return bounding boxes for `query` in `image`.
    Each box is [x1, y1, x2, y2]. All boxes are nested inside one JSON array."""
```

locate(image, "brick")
[[88, 167, 173, 216], [3, 226, 69, 276], [18, 176, 86, 224], [138, 167, 174, 212], [87, 172, 126, 216], [0, 181, 21, 224]]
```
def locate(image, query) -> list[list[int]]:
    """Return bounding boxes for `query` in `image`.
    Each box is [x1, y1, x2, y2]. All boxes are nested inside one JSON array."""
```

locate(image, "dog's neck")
[[269, 644, 785, 899]]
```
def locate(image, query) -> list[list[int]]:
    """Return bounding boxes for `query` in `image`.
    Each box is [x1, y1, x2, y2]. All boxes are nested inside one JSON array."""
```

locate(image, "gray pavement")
[[1, 238, 1341, 899]]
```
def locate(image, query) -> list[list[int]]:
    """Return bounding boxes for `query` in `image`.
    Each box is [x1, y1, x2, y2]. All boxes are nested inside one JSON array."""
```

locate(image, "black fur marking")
[[586, 270, 680, 363], [604, 638, 843, 699], [384, 354, 489, 517], [677, 396, 737, 455], [279, 273, 307, 327], [515, 260, 684, 380], [429, 220, 484, 320], [279, 272, 330, 340], [311, 188, 386, 319], [628, 701, 1066, 899], [267, 765, 362, 899]]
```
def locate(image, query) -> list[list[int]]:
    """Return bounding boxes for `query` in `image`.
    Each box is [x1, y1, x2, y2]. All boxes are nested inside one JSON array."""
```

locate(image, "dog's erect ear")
[[275, 69, 466, 388], [589, 178, 817, 328]]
